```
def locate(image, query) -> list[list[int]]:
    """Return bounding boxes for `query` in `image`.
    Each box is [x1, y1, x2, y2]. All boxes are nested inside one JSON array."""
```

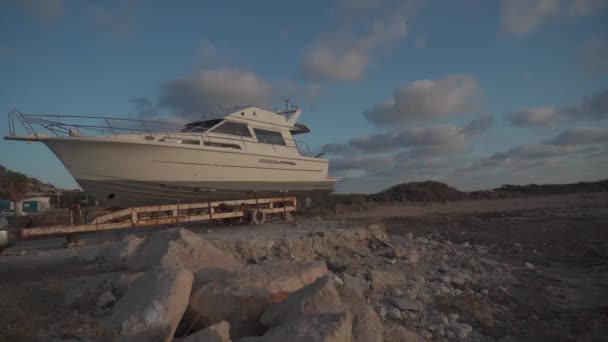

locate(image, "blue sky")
[[1, 0, 607, 193]]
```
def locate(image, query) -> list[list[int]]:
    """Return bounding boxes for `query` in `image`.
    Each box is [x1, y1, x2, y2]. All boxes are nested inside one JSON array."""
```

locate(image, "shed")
[[21, 196, 51, 214]]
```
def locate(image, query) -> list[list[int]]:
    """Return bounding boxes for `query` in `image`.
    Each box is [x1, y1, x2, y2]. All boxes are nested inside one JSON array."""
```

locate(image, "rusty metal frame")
[[19, 196, 297, 240]]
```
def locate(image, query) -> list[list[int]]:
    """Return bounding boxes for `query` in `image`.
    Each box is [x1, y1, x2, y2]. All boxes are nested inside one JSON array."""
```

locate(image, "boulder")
[[449, 322, 473, 340], [383, 323, 420, 342], [366, 270, 405, 287], [104, 265, 193, 342], [240, 312, 352, 342], [341, 273, 367, 297], [123, 228, 242, 273], [188, 261, 327, 339], [388, 297, 424, 312], [101, 235, 144, 264], [261, 275, 345, 327], [182, 321, 231, 342], [338, 285, 383, 342], [387, 247, 408, 259]]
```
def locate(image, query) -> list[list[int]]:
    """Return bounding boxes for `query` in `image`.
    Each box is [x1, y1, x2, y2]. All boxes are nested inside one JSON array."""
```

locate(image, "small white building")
[[20, 196, 52, 215]]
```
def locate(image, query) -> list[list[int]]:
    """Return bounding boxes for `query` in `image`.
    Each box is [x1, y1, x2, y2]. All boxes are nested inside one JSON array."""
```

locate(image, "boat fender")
[[251, 209, 266, 225]]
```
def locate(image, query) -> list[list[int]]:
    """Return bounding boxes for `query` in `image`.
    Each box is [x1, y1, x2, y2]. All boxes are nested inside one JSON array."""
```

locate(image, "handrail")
[[7, 110, 317, 157]]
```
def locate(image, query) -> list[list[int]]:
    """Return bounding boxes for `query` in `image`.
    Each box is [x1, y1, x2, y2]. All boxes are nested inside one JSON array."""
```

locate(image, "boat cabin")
[[162, 106, 312, 156]]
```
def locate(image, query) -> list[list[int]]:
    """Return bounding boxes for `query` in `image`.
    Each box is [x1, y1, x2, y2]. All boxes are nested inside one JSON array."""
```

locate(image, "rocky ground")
[[1, 193, 607, 341]]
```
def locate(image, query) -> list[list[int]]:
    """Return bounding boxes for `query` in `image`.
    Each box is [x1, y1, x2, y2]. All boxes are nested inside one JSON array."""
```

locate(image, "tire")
[[251, 209, 266, 225]]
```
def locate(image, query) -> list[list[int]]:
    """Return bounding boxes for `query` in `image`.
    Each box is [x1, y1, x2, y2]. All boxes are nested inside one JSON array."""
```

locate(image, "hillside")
[[0, 164, 65, 197], [307, 179, 608, 215]]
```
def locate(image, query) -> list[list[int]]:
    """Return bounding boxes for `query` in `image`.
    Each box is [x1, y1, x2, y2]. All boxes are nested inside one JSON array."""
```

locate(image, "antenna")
[[284, 99, 290, 111], [220, 105, 225, 113]]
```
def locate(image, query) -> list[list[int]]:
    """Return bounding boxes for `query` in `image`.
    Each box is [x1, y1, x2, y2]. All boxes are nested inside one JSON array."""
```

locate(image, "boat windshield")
[[181, 119, 222, 133]]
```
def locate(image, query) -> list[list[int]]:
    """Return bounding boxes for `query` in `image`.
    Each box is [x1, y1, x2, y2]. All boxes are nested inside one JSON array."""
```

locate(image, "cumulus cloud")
[[501, 0, 560, 35], [330, 155, 394, 172], [500, 0, 608, 36], [323, 116, 491, 155], [544, 127, 608, 145], [507, 89, 608, 127], [485, 144, 578, 165], [158, 68, 274, 117], [16, 0, 64, 24], [364, 74, 483, 125], [300, 0, 419, 82], [350, 126, 468, 153], [508, 107, 561, 127], [579, 35, 608, 75], [568, 0, 608, 16]]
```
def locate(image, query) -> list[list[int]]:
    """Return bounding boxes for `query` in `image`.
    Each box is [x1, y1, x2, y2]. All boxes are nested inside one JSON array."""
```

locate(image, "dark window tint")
[[254, 129, 286, 145], [212, 121, 252, 137]]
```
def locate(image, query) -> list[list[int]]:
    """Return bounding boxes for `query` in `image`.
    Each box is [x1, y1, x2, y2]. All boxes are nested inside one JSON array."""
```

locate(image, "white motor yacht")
[[5, 106, 339, 207]]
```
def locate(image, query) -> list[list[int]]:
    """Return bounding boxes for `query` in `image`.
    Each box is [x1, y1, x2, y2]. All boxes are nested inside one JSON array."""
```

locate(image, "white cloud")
[[159, 68, 274, 118], [501, 0, 560, 35], [507, 89, 608, 127], [500, 0, 608, 36], [568, 0, 608, 16], [508, 107, 561, 127], [364, 74, 483, 125], [300, 0, 419, 82], [545, 127, 608, 145]]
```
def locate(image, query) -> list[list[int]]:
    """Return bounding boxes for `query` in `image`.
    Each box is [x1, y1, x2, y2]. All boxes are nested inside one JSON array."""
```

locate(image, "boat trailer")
[[1, 196, 297, 248]]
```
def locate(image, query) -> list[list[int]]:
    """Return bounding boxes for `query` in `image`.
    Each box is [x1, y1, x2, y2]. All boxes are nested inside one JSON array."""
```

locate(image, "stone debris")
[[181, 321, 231, 342], [388, 297, 424, 312], [261, 275, 345, 327], [386, 306, 402, 320], [341, 273, 368, 297], [96, 290, 117, 314], [241, 312, 352, 342], [525, 262, 535, 269], [366, 270, 405, 287], [449, 322, 473, 340], [188, 260, 327, 339], [122, 228, 242, 273], [104, 265, 193, 342], [2, 221, 529, 342]]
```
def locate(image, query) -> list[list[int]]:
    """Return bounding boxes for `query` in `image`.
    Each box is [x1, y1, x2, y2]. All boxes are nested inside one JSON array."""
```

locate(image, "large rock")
[[241, 312, 352, 342], [338, 284, 383, 342], [123, 228, 242, 273], [104, 265, 193, 342], [188, 260, 328, 339], [341, 273, 368, 297], [182, 321, 231, 342], [388, 297, 424, 312], [101, 235, 144, 264], [261, 275, 345, 327], [383, 323, 419, 342], [366, 270, 406, 287]]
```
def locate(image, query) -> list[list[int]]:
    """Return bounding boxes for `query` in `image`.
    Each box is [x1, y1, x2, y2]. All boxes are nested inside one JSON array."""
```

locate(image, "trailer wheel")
[[251, 209, 266, 225]]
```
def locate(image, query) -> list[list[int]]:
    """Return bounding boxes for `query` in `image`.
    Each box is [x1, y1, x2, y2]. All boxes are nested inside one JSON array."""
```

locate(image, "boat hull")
[[42, 137, 337, 207]]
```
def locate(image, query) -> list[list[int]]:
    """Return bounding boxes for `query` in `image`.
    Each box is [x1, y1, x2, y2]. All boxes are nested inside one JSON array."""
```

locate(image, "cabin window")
[[211, 121, 252, 137], [204, 141, 241, 149], [254, 128, 286, 145], [181, 119, 222, 133]]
